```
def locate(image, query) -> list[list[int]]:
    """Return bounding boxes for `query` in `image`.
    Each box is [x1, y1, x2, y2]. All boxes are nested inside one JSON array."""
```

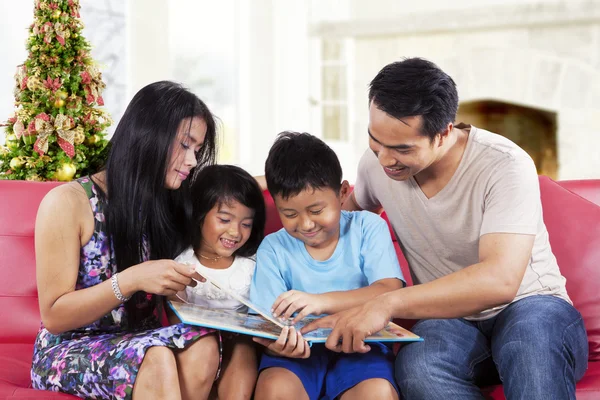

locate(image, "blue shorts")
[[259, 342, 399, 400]]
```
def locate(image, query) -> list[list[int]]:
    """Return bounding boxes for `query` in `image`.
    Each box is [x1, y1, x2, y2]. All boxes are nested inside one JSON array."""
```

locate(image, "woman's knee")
[[177, 334, 220, 382], [137, 346, 179, 389]]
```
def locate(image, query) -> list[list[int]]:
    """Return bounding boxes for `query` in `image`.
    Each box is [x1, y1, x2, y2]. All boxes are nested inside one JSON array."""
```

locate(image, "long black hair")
[[190, 165, 266, 258], [96, 81, 217, 329]]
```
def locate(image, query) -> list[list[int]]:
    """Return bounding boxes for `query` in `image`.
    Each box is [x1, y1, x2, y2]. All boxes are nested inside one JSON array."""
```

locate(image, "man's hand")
[[253, 326, 311, 359], [271, 290, 327, 324], [301, 294, 393, 353]]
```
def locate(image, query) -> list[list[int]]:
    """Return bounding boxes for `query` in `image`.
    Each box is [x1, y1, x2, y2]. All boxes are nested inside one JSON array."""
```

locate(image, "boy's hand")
[[272, 290, 327, 324], [252, 326, 311, 359]]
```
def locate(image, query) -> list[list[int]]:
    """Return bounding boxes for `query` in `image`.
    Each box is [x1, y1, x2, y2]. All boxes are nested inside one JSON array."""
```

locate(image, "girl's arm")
[[36, 184, 197, 334]]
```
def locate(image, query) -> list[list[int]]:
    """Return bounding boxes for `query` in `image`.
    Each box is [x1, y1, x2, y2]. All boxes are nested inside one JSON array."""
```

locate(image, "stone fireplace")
[[457, 100, 557, 179], [312, 0, 600, 179]]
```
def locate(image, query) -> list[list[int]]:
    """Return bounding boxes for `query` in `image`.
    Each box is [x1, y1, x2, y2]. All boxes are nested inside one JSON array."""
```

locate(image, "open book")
[[168, 267, 423, 344]]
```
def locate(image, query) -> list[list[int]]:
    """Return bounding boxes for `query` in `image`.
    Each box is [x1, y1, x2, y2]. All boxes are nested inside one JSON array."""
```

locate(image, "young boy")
[[250, 132, 405, 400]]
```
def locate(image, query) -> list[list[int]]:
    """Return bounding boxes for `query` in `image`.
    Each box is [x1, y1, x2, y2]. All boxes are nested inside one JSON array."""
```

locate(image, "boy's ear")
[[339, 180, 351, 204]]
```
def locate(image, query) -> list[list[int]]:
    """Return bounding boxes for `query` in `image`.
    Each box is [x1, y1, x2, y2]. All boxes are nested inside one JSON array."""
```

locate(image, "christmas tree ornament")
[[52, 9, 61, 19], [85, 134, 99, 145], [55, 162, 76, 181], [53, 98, 65, 108], [6, 134, 19, 150], [9, 157, 24, 169], [56, 90, 68, 100]]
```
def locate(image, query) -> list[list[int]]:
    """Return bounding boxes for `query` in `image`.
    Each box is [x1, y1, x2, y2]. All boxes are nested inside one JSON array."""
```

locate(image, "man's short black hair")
[[369, 57, 459, 141], [265, 131, 342, 199]]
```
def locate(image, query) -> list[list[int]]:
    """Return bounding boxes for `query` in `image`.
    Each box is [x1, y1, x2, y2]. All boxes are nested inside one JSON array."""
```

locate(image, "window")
[[318, 38, 352, 142]]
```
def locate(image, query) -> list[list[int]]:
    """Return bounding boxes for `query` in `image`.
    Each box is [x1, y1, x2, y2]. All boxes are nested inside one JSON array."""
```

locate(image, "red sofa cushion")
[[0, 181, 63, 344], [558, 179, 600, 206], [540, 176, 600, 361]]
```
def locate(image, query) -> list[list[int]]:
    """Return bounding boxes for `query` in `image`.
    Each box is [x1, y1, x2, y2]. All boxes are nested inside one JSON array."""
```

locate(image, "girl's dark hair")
[[189, 165, 266, 258], [95, 81, 217, 329]]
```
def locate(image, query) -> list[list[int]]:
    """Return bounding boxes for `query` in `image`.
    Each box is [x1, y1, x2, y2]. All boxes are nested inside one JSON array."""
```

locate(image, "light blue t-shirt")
[[250, 210, 405, 314]]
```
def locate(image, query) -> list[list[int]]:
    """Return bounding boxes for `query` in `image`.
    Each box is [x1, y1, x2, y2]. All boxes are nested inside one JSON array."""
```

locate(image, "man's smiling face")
[[368, 101, 442, 181]]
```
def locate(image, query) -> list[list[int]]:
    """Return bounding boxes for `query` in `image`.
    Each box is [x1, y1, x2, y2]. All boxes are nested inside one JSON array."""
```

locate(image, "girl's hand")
[[272, 290, 327, 324], [253, 326, 311, 359], [121, 260, 197, 297]]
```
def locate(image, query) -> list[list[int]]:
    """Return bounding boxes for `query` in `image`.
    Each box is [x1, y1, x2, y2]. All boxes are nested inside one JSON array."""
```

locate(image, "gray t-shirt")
[[354, 125, 570, 320]]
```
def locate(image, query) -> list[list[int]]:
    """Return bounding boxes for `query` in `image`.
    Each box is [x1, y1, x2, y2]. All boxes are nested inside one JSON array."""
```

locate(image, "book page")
[[193, 266, 289, 328]]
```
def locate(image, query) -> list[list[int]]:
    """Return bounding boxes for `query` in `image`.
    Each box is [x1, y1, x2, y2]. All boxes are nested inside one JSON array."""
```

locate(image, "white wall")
[[0, 1, 31, 144]]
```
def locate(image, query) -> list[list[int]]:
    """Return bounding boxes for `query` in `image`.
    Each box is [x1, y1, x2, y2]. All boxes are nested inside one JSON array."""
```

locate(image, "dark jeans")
[[395, 295, 588, 400]]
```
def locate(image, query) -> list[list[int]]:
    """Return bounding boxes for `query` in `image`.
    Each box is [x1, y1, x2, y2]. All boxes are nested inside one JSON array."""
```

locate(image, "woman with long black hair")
[[32, 81, 223, 399]]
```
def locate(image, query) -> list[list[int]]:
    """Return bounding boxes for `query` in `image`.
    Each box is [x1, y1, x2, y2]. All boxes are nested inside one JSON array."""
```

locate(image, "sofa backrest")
[[541, 177, 600, 361], [0, 180, 62, 343]]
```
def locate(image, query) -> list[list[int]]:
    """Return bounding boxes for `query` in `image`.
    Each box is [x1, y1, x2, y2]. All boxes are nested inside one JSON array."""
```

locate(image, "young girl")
[[170, 164, 266, 400]]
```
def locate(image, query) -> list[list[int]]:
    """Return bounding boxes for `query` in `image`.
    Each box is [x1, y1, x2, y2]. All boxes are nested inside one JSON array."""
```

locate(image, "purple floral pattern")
[[31, 177, 214, 399]]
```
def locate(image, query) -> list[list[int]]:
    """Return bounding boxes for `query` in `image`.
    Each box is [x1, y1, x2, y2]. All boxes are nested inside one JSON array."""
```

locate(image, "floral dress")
[[31, 177, 216, 399]]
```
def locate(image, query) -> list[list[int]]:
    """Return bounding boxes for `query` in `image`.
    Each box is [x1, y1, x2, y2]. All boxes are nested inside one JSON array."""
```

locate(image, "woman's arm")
[[36, 184, 197, 334]]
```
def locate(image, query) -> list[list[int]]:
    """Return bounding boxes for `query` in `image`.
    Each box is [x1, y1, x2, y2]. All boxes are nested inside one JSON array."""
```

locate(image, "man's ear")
[[339, 180, 351, 204], [437, 122, 453, 147]]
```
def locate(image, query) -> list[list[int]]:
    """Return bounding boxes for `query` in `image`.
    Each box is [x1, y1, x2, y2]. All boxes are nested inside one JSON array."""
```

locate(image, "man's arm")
[[343, 191, 383, 214], [303, 232, 534, 353], [273, 278, 403, 323], [382, 231, 534, 319]]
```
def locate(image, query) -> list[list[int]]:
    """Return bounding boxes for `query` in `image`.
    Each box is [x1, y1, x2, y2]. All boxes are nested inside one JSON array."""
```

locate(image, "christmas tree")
[[0, 0, 111, 182]]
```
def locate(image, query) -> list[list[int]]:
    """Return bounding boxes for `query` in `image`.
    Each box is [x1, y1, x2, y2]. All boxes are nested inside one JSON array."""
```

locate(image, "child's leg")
[[340, 379, 398, 400], [255, 344, 330, 400], [216, 336, 258, 400], [255, 368, 309, 400], [326, 343, 399, 400], [174, 333, 220, 400]]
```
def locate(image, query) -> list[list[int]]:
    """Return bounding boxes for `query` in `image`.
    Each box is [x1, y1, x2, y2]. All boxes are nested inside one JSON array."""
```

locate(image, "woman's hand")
[[271, 290, 327, 324], [120, 260, 198, 297], [253, 326, 311, 359]]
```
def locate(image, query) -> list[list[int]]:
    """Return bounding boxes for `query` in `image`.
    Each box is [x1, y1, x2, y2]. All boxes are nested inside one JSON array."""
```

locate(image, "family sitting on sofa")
[[31, 58, 588, 400]]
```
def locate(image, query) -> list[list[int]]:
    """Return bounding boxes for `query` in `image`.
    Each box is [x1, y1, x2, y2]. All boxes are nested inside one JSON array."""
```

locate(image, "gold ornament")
[[56, 90, 68, 100], [52, 9, 61, 19], [6, 134, 19, 150], [9, 157, 24, 169], [54, 98, 65, 108], [85, 134, 99, 145], [55, 162, 76, 181]]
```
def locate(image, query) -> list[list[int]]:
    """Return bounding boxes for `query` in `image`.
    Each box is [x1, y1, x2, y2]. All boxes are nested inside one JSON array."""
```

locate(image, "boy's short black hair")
[[265, 131, 342, 199]]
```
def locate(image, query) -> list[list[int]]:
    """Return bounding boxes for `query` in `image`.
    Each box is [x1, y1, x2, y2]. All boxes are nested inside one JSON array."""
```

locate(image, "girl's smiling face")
[[198, 199, 255, 259]]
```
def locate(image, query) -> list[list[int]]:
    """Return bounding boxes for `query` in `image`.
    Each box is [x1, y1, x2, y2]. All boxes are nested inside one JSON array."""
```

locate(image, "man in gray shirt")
[[303, 58, 588, 399]]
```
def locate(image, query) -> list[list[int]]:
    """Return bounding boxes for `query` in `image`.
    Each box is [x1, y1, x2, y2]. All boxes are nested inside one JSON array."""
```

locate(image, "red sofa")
[[1, 177, 599, 399]]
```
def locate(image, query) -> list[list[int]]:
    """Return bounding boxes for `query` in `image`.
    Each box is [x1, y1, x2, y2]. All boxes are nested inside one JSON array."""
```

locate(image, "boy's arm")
[[273, 214, 405, 323], [250, 242, 311, 358]]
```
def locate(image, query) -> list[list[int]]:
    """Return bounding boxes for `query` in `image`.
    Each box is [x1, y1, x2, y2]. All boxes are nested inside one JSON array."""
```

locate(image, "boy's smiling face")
[[274, 182, 350, 255]]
